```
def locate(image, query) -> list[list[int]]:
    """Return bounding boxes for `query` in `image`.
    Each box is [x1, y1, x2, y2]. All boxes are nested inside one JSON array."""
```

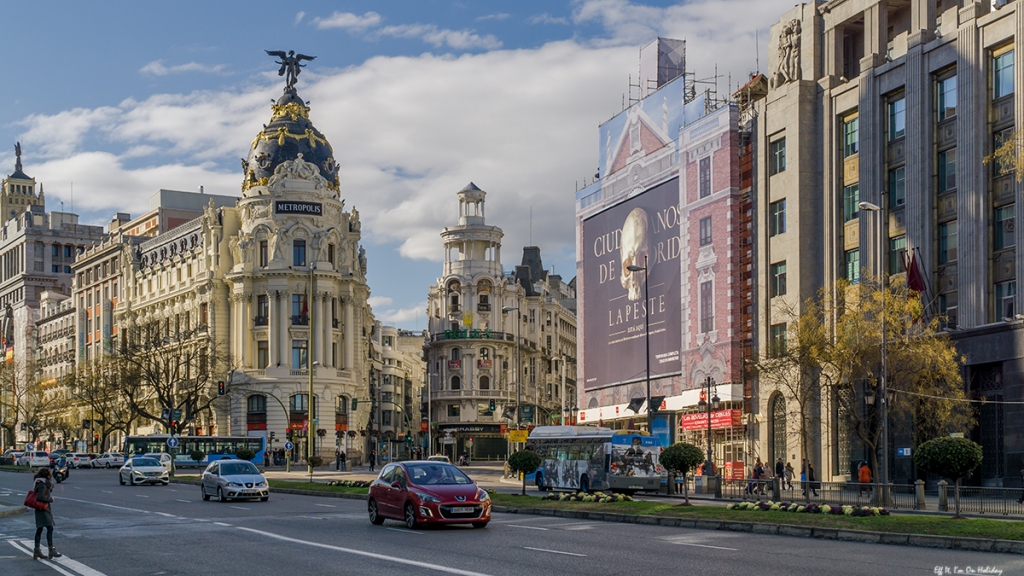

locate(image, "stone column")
[[322, 295, 331, 367], [241, 294, 251, 366], [279, 289, 290, 367], [268, 291, 279, 367], [344, 297, 355, 370]]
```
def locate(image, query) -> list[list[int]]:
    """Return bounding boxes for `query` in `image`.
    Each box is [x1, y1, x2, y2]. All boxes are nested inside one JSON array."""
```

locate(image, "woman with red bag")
[[30, 468, 61, 560]]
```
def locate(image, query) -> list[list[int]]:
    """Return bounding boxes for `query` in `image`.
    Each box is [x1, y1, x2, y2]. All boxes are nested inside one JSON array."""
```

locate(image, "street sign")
[[509, 430, 529, 443], [442, 437, 454, 445], [166, 437, 179, 448], [25, 442, 34, 451], [284, 441, 294, 451], [897, 447, 912, 457]]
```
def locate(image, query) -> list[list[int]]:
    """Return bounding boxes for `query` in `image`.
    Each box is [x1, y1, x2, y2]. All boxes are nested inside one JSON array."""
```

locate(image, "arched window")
[[451, 376, 461, 390], [290, 393, 316, 416], [479, 375, 490, 390], [480, 347, 490, 359], [336, 396, 348, 415], [247, 395, 267, 414], [450, 348, 461, 361], [769, 393, 787, 464]]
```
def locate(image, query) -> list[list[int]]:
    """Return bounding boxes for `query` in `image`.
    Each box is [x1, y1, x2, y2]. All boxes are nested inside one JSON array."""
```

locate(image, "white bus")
[[527, 426, 662, 493]]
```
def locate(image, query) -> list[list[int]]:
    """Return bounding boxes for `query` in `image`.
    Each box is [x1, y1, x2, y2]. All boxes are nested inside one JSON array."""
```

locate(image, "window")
[[770, 323, 787, 357], [889, 166, 905, 208], [994, 49, 1015, 99], [51, 245, 58, 257], [770, 394, 787, 464], [292, 339, 308, 369], [938, 149, 956, 192], [770, 261, 787, 297], [845, 249, 860, 283], [770, 138, 786, 175], [843, 185, 860, 222], [480, 375, 490, 390], [257, 295, 268, 319], [995, 205, 1015, 250], [292, 293, 308, 322], [889, 235, 906, 275], [843, 117, 859, 157], [938, 293, 958, 329], [64, 246, 72, 258], [327, 243, 335, 266], [996, 281, 1016, 320], [451, 375, 461, 390], [450, 348, 460, 361], [994, 129, 1015, 176], [247, 395, 267, 414], [699, 156, 712, 198], [447, 404, 460, 418], [888, 98, 905, 141], [699, 281, 713, 333], [937, 75, 957, 120], [259, 240, 268, 267], [257, 341, 269, 368], [699, 216, 712, 246], [382, 411, 392, 426], [293, 240, 306, 267], [939, 222, 958, 264], [290, 393, 308, 413], [199, 303, 208, 326], [769, 200, 786, 237]]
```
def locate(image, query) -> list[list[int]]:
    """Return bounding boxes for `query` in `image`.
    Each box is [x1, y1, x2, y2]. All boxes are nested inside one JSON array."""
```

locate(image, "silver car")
[[119, 457, 169, 486], [201, 459, 269, 502]]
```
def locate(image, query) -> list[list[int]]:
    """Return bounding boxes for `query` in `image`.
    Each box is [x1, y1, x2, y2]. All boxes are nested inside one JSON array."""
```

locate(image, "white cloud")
[[529, 13, 570, 25], [140, 60, 227, 76], [373, 300, 428, 326], [374, 24, 502, 50], [477, 13, 510, 21], [367, 296, 394, 308], [17, 107, 121, 159], [294, 11, 305, 25], [313, 11, 382, 31]]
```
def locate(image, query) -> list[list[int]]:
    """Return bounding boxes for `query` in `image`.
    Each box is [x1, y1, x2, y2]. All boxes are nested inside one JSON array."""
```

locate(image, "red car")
[[368, 461, 491, 529]]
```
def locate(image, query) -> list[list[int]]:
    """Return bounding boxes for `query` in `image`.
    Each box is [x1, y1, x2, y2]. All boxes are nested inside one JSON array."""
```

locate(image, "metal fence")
[[720, 478, 922, 509], [940, 484, 1024, 515]]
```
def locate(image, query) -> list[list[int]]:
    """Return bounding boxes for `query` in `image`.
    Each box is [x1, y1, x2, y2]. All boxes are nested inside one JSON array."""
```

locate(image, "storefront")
[[435, 424, 506, 461]]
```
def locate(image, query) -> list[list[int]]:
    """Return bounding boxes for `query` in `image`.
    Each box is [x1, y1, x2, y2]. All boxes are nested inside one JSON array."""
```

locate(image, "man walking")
[[775, 458, 785, 492], [858, 461, 872, 497], [368, 449, 377, 473], [339, 451, 347, 472]]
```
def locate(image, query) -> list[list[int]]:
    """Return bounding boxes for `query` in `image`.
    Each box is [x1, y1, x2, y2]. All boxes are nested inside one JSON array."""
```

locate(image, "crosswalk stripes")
[[8, 539, 110, 576]]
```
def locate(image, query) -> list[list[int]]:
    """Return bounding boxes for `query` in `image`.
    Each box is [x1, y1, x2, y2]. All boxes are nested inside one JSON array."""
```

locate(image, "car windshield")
[[35, 452, 47, 457], [132, 458, 160, 467], [406, 463, 473, 485], [220, 463, 260, 476]]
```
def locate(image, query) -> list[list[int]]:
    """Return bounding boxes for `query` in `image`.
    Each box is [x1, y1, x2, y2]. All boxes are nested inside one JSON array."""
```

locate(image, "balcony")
[[253, 316, 268, 327], [477, 302, 491, 312], [431, 329, 509, 342], [448, 359, 462, 370], [291, 315, 309, 326], [431, 389, 506, 400]]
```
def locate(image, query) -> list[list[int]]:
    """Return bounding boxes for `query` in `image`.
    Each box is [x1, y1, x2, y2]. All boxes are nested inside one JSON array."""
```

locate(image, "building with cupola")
[[425, 184, 577, 460]]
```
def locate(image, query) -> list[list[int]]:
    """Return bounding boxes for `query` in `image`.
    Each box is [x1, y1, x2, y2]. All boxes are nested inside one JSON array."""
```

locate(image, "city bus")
[[123, 435, 266, 467], [527, 426, 662, 493]]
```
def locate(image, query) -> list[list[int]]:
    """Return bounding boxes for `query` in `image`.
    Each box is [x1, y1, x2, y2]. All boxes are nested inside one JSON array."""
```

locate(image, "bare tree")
[[67, 362, 139, 451]]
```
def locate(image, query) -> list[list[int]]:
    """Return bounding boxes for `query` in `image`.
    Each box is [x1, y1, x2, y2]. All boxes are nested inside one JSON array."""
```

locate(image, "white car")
[[93, 453, 125, 468], [119, 457, 169, 486], [68, 453, 94, 468], [17, 451, 50, 467], [143, 452, 173, 472]]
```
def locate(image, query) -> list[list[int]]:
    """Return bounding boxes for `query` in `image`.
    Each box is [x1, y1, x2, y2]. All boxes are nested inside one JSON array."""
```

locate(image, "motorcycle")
[[50, 457, 70, 483]]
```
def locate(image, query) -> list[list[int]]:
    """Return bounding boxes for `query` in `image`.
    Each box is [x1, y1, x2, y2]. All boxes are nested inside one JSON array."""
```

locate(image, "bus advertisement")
[[528, 426, 662, 494]]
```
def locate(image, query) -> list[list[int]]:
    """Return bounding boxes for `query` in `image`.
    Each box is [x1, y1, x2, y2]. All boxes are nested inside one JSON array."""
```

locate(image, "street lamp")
[[697, 376, 719, 475], [307, 262, 317, 478], [501, 305, 521, 430], [626, 255, 652, 431], [858, 201, 888, 495]]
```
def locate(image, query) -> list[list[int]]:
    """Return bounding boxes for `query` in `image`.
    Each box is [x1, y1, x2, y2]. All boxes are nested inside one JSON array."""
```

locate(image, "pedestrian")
[[775, 458, 785, 491], [339, 451, 347, 472], [368, 450, 376, 473], [807, 462, 819, 497], [30, 468, 60, 560], [784, 461, 794, 490], [858, 461, 872, 497], [263, 449, 270, 469], [1018, 468, 1024, 504], [335, 447, 342, 471], [755, 459, 767, 495]]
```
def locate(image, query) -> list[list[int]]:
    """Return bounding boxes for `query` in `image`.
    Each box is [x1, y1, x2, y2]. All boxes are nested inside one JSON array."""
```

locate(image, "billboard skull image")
[[583, 178, 682, 390]]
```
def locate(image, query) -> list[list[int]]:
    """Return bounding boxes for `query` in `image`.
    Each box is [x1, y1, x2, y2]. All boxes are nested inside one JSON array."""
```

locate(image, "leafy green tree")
[[984, 129, 1024, 182], [235, 447, 256, 461], [660, 442, 705, 504], [507, 449, 542, 496], [913, 437, 983, 517], [190, 450, 206, 464]]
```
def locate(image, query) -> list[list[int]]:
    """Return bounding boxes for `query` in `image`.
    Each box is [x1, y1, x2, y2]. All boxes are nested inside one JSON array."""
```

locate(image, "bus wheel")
[[535, 473, 547, 491], [579, 475, 590, 493]]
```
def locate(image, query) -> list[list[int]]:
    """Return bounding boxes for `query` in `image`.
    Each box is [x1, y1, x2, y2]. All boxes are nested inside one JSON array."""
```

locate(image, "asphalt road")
[[1, 468, 1022, 576]]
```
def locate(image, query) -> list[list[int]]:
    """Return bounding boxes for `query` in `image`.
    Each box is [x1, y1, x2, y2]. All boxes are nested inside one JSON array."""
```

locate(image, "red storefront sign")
[[679, 409, 741, 431], [724, 461, 745, 480], [335, 423, 348, 431], [420, 421, 429, 432], [247, 423, 267, 431], [499, 424, 508, 434]]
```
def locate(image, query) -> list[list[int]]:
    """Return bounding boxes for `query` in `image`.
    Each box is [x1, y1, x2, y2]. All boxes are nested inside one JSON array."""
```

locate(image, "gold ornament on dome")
[[250, 127, 333, 152], [241, 170, 270, 192], [271, 101, 310, 121]]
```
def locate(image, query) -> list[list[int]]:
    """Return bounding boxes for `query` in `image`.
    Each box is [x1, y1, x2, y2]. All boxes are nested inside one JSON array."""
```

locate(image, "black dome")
[[242, 87, 339, 192]]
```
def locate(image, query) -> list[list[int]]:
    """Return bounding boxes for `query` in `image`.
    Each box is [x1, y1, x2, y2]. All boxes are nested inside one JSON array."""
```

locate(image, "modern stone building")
[[748, 0, 1024, 484], [425, 184, 577, 459]]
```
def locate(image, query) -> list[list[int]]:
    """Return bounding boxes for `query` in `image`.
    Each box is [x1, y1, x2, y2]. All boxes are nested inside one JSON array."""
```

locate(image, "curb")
[[0, 505, 27, 518], [490, 506, 1024, 555], [0, 467, 34, 474], [168, 478, 369, 501]]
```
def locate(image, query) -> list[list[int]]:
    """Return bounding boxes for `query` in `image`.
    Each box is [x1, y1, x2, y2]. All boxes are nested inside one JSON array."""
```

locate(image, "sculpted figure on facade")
[[268, 153, 330, 190], [770, 19, 802, 89], [349, 207, 361, 233], [229, 236, 242, 268], [269, 227, 286, 260], [359, 246, 367, 274]]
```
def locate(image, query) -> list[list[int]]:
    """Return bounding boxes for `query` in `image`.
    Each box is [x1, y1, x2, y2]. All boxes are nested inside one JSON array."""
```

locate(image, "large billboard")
[[582, 177, 681, 389]]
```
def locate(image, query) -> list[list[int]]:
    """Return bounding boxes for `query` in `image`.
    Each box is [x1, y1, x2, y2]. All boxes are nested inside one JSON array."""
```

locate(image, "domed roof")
[[242, 87, 339, 193]]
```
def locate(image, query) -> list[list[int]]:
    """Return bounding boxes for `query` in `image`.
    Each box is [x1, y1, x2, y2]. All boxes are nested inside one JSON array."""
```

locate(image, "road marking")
[[56, 496, 151, 514], [505, 524, 548, 531], [314, 504, 336, 508], [229, 506, 249, 510], [168, 489, 177, 492], [385, 527, 424, 535], [53, 553, 111, 576], [175, 499, 191, 503], [239, 527, 493, 575], [214, 522, 232, 526], [134, 494, 150, 498], [72, 486, 81, 490], [8, 541, 82, 576], [523, 547, 586, 557], [155, 512, 176, 518], [101, 491, 112, 494], [667, 541, 738, 551]]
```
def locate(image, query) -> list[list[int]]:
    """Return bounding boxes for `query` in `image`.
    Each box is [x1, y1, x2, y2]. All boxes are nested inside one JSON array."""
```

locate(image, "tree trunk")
[[521, 473, 526, 496], [683, 473, 690, 505], [954, 477, 961, 518]]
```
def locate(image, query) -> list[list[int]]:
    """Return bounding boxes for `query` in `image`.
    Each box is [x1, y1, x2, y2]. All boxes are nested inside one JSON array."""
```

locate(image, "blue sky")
[[0, 0, 794, 329]]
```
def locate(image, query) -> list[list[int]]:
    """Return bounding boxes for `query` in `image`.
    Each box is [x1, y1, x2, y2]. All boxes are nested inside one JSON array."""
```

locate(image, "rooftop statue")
[[265, 50, 316, 90]]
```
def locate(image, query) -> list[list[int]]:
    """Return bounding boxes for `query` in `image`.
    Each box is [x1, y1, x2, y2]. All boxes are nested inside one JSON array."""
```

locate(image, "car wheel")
[[201, 486, 210, 501], [368, 499, 385, 525], [105, 463, 111, 469], [119, 473, 125, 486], [130, 477, 137, 486], [404, 503, 419, 529], [472, 522, 489, 529], [260, 496, 269, 502], [218, 487, 228, 502]]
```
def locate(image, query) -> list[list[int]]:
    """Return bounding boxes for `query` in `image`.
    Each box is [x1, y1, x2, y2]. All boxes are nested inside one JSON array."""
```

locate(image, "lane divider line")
[[667, 541, 738, 551], [523, 546, 586, 557], [238, 526, 494, 576], [384, 527, 424, 535], [8, 540, 81, 576], [505, 525, 549, 531]]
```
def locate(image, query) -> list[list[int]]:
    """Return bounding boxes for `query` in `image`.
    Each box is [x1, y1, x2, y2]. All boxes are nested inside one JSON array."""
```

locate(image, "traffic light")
[[406, 432, 412, 442], [286, 428, 293, 441], [269, 431, 276, 440], [350, 398, 358, 411], [217, 381, 226, 396], [488, 399, 496, 412]]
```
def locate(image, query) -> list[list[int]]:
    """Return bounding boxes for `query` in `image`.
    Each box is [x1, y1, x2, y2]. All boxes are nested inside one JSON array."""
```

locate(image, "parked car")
[[17, 451, 50, 467], [200, 459, 269, 502], [93, 453, 126, 468], [368, 461, 490, 529], [427, 455, 451, 464], [50, 449, 72, 458], [68, 453, 95, 468], [2, 450, 23, 465], [119, 457, 169, 486], [143, 453, 173, 472]]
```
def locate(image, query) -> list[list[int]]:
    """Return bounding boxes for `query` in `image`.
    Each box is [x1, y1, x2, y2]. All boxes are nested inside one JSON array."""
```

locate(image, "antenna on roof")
[[755, 30, 760, 74]]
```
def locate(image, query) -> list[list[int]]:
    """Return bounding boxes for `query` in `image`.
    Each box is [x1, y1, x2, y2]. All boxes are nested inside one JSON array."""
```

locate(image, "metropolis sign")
[[275, 201, 323, 216]]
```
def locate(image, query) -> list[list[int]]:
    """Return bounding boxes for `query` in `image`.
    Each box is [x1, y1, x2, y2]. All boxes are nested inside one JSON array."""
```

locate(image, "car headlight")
[[477, 489, 490, 502], [255, 481, 267, 487], [227, 482, 243, 487], [415, 492, 441, 503], [133, 471, 144, 475]]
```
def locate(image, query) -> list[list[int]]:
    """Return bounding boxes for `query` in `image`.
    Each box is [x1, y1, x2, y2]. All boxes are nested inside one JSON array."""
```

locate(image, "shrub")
[[659, 442, 705, 504], [913, 437, 983, 484], [190, 450, 206, 463], [234, 448, 256, 461], [308, 455, 324, 467], [507, 450, 542, 496]]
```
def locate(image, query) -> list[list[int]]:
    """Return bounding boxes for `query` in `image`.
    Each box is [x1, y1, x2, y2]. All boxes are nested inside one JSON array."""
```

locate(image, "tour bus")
[[527, 426, 662, 493], [123, 435, 266, 466]]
